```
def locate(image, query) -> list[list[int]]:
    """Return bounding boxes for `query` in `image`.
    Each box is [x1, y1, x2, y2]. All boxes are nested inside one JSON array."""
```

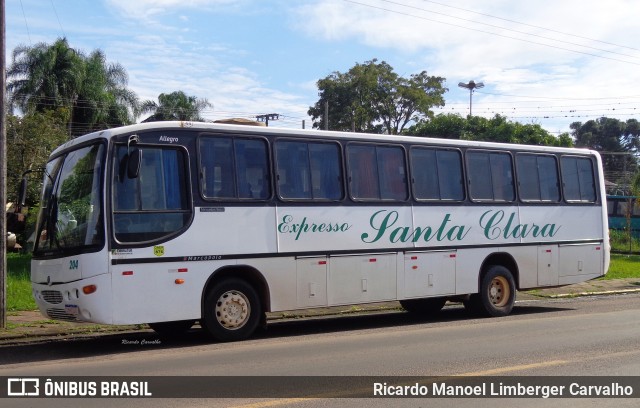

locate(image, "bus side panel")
[[518, 206, 602, 244], [454, 248, 494, 295], [191, 207, 278, 255], [275, 206, 412, 253], [558, 243, 605, 285], [295, 256, 328, 308], [502, 246, 537, 289], [244, 257, 297, 312], [537, 245, 559, 287], [327, 253, 397, 306], [403, 250, 456, 298]]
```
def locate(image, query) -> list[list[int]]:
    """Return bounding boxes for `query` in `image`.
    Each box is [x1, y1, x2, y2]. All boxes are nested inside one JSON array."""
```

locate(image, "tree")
[[7, 38, 83, 115], [140, 91, 212, 122], [308, 59, 446, 134], [571, 117, 640, 187], [408, 113, 573, 147], [5, 111, 69, 207], [7, 37, 139, 136], [72, 49, 139, 135], [6, 110, 69, 246]]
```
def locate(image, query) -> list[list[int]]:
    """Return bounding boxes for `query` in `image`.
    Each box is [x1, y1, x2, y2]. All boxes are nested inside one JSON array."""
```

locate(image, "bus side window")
[[411, 148, 464, 201], [200, 137, 235, 198], [348, 145, 379, 200], [491, 152, 515, 201], [276, 141, 312, 199], [276, 140, 343, 200], [378, 146, 408, 201], [199, 136, 270, 200], [236, 138, 270, 199], [561, 156, 596, 202], [347, 144, 407, 201], [467, 150, 515, 202], [516, 154, 560, 202], [467, 152, 493, 201], [308, 143, 343, 200], [113, 144, 190, 243]]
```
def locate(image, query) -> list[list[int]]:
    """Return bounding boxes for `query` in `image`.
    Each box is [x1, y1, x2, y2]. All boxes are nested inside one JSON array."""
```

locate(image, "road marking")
[[459, 359, 568, 376], [228, 359, 570, 408], [231, 398, 312, 408]]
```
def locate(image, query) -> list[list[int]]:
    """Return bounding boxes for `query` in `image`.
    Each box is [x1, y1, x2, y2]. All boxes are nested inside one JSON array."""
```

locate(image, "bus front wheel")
[[202, 279, 261, 342]]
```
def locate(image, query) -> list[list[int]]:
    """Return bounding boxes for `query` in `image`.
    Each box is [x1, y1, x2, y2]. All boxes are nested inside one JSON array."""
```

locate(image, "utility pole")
[[255, 113, 279, 127], [1, 0, 7, 329]]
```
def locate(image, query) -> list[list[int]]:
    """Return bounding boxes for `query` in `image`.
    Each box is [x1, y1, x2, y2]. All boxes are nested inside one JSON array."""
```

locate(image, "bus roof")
[[52, 120, 596, 158]]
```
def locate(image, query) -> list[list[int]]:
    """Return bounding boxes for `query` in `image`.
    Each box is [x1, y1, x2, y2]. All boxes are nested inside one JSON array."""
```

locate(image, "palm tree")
[[141, 91, 212, 122], [73, 50, 139, 135], [7, 37, 139, 137], [7, 38, 83, 115]]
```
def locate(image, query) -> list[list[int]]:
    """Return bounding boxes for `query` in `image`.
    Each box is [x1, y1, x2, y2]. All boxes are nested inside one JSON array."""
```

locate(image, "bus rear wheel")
[[471, 265, 516, 317], [400, 297, 447, 315], [202, 278, 261, 342]]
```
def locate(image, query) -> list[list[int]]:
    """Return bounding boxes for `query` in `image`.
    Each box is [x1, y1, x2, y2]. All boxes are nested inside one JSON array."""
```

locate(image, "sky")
[[4, 0, 640, 135]]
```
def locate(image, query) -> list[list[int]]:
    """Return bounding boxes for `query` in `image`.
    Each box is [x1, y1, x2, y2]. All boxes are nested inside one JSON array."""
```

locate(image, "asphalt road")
[[1, 294, 640, 408]]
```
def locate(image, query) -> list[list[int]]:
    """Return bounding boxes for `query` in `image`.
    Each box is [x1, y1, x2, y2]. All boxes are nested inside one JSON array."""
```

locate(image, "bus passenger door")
[[537, 245, 559, 286], [403, 250, 456, 298], [296, 256, 328, 308]]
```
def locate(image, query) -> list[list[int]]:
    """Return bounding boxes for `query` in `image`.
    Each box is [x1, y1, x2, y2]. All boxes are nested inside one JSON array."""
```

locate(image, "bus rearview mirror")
[[18, 177, 29, 207], [127, 148, 141, 179]]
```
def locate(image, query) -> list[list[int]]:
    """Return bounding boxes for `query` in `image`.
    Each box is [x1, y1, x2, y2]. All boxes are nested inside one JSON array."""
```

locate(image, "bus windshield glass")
[[34, 143, 106, 256]]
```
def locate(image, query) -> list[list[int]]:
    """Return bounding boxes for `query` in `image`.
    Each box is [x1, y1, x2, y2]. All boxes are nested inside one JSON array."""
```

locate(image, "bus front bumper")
[[31, 273, 113, 324]]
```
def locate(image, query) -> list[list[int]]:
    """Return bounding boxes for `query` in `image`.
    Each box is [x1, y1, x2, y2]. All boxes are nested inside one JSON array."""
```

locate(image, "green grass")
[[606, 254, 640, 280], [3, 252, 640, 312], [609, 229, 640, 253], [6, 253, 37, 311]]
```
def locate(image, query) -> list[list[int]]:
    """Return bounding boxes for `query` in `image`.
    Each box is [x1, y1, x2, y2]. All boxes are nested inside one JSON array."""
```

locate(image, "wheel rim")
[[488, 276, 510, 308], [215, 290, 251, 330]]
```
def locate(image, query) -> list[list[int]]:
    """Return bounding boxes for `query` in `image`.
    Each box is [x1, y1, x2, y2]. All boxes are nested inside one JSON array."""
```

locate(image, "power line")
[[476, 91, 640, 101], [418, 0, 640, 53], [450, 100, 640, 108], [343, 0, 640, 66], [49, 0, 66, 38], [18, 0, 30, 43], [377, 0, 640, 61]]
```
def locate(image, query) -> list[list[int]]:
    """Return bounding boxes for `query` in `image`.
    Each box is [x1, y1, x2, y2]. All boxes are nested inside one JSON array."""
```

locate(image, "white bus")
[[29, 121, 609, 341]]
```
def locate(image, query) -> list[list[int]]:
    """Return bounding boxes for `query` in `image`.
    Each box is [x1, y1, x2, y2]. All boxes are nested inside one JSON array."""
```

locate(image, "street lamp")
[[458, 80, 484, 116]]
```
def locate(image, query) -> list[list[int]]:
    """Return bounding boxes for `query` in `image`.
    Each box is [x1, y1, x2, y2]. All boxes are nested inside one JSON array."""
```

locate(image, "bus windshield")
[[34, 143, 106, 257]]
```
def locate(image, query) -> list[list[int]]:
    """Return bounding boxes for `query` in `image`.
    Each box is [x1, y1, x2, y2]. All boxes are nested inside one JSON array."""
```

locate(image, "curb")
[[543, 288, 640, 299]]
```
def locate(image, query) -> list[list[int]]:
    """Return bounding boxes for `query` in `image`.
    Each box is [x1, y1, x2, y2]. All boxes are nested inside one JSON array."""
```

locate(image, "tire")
[[202, 278, 261, 342], [477, 265, 516, 317], [400, 297, 447, 314], [148, 320, 195, 338]]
